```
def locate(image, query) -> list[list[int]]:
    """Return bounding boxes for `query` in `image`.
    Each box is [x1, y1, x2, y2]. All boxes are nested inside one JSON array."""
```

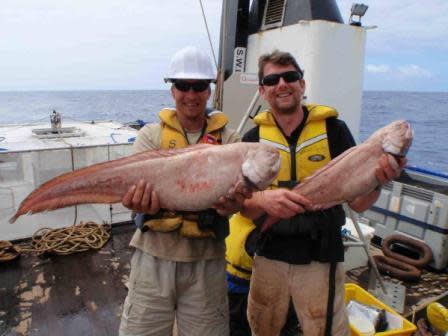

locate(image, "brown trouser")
[[247, 256, 349, 336]]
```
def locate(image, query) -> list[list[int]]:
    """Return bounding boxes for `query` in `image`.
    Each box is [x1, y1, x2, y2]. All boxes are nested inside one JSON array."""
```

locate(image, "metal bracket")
[[369, 277, 406, 314]]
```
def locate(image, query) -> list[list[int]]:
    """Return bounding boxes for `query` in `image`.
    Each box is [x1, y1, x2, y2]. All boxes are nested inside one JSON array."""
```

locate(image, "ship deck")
[[1, 223, 447, 335], [0, 224, 134, 336], [346, 247, 448, 319]]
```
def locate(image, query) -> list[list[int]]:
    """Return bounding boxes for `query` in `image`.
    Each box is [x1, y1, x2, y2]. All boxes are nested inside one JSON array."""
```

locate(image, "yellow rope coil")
[[0, 240, 21, 262], [1, 221, 111, 259]]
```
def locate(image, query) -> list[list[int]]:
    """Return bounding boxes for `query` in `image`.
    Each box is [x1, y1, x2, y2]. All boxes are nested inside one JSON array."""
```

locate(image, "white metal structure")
[[222, 20, 366, 141]]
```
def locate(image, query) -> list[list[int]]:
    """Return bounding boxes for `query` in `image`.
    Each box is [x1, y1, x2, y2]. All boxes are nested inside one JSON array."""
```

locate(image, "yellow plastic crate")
[[344, 283, 416, 336]]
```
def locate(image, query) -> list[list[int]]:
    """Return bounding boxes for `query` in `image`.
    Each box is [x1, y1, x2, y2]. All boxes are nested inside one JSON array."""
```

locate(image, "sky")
[[0, 0, 447, 92]]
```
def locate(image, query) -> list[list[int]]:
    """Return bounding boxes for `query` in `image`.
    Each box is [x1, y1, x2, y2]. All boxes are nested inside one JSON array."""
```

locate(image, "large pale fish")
[[261, 119, 413, 232], [10, 143, 281, 223]]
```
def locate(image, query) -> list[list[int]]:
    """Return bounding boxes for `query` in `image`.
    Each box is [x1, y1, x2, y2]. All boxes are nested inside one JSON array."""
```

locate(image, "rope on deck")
[[0, 240, 21, 262], [0, 221, 111, 261]]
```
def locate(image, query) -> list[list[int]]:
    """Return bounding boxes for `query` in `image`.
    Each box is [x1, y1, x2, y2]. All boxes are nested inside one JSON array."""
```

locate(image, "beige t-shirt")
[[129, 122, 241, 262]]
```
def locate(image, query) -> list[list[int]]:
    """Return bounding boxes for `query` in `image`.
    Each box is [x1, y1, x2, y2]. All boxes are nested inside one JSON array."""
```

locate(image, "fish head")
[[382, 120, 413, 156], [241, 143, 281, 190]]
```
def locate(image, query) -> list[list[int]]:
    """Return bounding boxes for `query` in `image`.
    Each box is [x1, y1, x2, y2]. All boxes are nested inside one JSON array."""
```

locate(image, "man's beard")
[[182, 104, 206, 119], [273, 98, 299, 115]]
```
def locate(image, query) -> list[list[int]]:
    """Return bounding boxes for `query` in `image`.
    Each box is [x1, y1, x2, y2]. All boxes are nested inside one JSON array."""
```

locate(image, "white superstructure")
[[222, 20, 366, 142]]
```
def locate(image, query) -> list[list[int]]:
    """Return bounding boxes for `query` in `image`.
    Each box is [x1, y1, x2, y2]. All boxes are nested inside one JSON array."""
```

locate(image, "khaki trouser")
[[247, 256, 349, 336], [119, 250, 229, 336]]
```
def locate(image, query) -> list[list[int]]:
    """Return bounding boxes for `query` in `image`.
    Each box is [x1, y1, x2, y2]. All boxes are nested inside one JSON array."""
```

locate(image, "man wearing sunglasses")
[[229, 50, 406, 336], [119, 46, 249, 336]]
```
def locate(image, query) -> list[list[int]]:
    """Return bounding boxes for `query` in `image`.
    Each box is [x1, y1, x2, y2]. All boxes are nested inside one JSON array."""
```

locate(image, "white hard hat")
[[165, 46, 216, 83]]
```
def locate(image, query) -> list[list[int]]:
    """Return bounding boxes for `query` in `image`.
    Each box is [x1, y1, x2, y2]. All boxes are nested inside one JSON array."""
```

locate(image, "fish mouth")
[[385, 146, 407, 157], [383, 122, 413, 157], [243, 175, 261, 192], [385, 137, 412, 157]]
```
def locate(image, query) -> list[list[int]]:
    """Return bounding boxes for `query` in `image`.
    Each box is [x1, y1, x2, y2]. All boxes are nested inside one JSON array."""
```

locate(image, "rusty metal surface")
[[0, 224, 135, 336]]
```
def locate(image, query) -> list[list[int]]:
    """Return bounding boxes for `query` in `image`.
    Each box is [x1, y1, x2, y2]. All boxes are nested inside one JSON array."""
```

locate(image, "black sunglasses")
[[173, 81, 210, 92], [260, 70, 303, 86]]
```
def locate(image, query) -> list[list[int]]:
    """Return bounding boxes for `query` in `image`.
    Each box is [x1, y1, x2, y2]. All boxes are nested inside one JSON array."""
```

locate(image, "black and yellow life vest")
[[226, 105, 338, 277], [256, 104, 337, 186], [142, 108, 228, 238], [225, 214, 255, 280]]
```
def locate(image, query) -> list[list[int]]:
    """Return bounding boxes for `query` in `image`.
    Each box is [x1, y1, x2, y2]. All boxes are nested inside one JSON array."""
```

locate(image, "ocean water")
[[0, 90, 447, 174]]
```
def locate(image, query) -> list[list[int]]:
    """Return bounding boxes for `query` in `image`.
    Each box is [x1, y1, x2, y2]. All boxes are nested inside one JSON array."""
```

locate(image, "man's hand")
[[122, 180, 160, 215], [259, 189, 312, 219], [375, 153, 407, 185]]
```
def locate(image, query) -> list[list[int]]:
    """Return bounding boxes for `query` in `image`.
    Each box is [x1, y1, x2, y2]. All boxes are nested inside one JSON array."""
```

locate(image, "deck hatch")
[[32, 127, 84, 139]]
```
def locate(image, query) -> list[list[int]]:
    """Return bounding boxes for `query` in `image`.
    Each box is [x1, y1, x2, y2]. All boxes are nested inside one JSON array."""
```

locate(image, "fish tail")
[[9, 147, 183, 223], [10, 164, 124, 222], [9, 214, 19, 224]]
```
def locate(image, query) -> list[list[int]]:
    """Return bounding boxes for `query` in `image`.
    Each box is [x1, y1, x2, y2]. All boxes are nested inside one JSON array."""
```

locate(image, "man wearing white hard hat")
[[119, 46, 248, 336]]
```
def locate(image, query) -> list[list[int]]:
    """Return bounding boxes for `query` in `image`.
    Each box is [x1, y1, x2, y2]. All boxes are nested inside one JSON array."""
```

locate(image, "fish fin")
[[135, 144, 213, 159], [66, 144, 213, 182], [12, 193, 121, 223]]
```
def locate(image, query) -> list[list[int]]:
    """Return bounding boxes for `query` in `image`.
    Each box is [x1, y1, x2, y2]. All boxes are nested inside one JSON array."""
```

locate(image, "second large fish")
[[10, 142, 281, 223], [261, 119, 413, 232]]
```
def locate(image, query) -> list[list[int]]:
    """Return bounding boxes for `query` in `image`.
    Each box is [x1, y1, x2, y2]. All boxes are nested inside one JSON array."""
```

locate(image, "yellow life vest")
[[143, 108, 228, 238], [225, 213, 255, 280], [225, 105, 338, 278], [160, 108, 227, 148], [255, 104, 337, 186]]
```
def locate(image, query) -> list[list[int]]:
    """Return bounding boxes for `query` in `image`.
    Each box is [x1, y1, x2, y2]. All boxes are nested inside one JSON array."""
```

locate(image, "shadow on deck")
[[0, 224, 135, 336]]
